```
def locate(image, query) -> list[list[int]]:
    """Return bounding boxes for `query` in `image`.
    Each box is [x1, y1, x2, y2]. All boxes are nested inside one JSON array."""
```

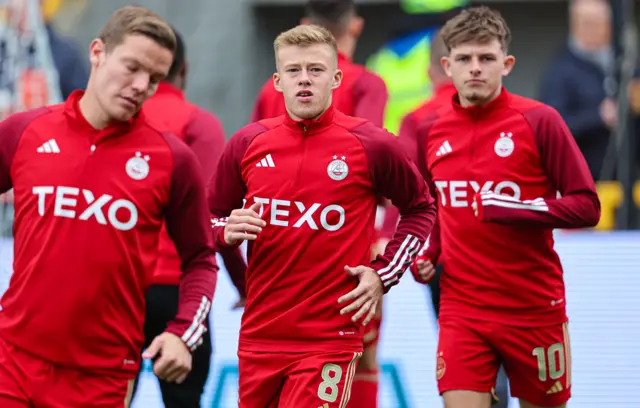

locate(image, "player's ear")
[[349, 16, 364, 38], [441, 56, 452, 77], [332, 68, 343, 90], [273, 72, 283, 93], [502, 55, 516, 76], [88, 38, 105, 68]]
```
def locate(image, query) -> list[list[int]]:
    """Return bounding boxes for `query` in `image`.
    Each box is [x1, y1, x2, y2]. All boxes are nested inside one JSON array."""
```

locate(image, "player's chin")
[[110, 105, 137, 122], [291, 105, 322, 120]]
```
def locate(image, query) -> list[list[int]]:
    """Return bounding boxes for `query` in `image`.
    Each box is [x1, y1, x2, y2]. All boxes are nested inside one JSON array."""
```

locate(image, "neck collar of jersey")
[[156, 81, 185, 99], [283, 105, 335, 133], [64, 90, 141, 136], [452, 86, 509, 117]]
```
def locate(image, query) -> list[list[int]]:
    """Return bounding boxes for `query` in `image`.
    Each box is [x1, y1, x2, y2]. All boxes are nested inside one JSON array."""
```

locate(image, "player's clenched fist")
[[338, 265, 383, 326], [143, 332, 192, 384], [224, 202, 267, 245], [411, 254, 436, 284]]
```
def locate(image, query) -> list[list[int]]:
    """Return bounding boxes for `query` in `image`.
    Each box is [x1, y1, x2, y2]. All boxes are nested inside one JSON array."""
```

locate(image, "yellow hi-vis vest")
[[366, 33, 433, 135], [401, 0, 469, 14]]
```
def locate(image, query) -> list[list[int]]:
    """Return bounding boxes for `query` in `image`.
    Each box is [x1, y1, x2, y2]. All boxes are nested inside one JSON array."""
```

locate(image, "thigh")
[[437, 318, 501, 395], [46, 370, 135, 408], [159, 325, 212, 408], [279, 351, 362, 408], [238, 350, 284, 408], [499, 322, 571, 407]]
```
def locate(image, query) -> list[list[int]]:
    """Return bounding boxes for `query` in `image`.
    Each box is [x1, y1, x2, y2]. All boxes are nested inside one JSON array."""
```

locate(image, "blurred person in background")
[[251, 2, 389, 406], [131, 28, 243, 408], [0, 6, 216, 407], [41, 0, 89, 99], [411, 6, 599, 408], [539, 0, 614, 181]]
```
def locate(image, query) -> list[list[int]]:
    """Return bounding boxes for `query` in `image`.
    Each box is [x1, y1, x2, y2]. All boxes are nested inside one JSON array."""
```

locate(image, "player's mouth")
[[466, 79, 485, 86], [119, 96, 139, 110], [296, 90, 313, 103]]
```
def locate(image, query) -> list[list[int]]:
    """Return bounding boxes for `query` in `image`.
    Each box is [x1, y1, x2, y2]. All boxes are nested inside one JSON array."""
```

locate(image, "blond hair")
[[441, 6, 511, 52], [273, 24, 338, 56], [98, 6, 176, 53]]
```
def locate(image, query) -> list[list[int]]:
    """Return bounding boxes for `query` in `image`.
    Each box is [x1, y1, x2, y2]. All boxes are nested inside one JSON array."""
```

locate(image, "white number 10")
[[532, 343, 565, 382], [317, 363, 343, 403]]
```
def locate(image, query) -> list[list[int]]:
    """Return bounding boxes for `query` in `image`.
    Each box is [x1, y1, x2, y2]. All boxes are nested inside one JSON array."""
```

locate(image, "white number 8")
[[317, 363, 343, 403]]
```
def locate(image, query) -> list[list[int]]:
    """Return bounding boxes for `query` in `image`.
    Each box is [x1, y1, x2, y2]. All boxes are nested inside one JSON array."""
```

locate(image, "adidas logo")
[[546, 380, 564, 394], [36, 139, 60, 154], [435, 140, 452, 157], [256, 154, 275, 168]]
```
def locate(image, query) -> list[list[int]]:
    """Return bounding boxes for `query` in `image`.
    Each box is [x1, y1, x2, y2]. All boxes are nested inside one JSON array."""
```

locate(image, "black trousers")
[[430, 265, 510, 408], [131, 284, 212, 408]]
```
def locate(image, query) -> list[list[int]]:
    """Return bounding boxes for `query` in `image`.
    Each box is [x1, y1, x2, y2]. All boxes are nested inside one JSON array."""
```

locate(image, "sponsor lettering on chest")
[[434, 180, 521, 207], [32, 186, 138, 231], [252, 196, 345, 231]]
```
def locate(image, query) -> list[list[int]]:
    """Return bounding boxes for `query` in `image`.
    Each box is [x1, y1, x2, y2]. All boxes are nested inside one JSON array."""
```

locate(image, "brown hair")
[[98, 6, 176, 53], [440, 6, 511, 52], [273, 24, 338, 56]]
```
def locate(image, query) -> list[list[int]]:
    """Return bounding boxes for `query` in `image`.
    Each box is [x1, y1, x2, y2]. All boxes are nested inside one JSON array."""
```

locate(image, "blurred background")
[[0, 0, 639, 407]]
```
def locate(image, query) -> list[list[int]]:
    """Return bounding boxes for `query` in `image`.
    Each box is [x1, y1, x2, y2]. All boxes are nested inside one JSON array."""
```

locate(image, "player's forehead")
[[276, 43, 336, 67], [112, 34, 173, 74], [450, 38, 503, 57]]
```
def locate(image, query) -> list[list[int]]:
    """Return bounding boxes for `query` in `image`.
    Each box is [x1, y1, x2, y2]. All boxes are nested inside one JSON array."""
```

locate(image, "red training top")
[[250, 52, 388, 127], [0, 90, 217, 375], [143, 82, 228, 287], [406, 88, 600, 326], [209, 106, 435, 353]]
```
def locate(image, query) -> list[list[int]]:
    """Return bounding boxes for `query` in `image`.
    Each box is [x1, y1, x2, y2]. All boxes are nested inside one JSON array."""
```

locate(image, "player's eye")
[[456, 56, 470, 62], [126, 64, 138, 73]]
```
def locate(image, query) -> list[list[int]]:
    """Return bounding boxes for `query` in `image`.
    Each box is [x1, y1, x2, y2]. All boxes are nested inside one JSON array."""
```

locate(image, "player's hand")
[[411, 255, 435, 284], [232, 297, 246, 310], [223, 202, 266, 245], [338, 265, 383, 326], [142, 332, 192, 384]]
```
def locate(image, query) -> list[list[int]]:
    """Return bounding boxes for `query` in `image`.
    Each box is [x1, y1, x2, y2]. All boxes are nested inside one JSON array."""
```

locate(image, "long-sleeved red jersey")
[[209, 106, 435, 352], [143, 82, 228, 287], [250, 52, 388, 127], [409, 88, 600, 326], [0, 91, 217, 375]]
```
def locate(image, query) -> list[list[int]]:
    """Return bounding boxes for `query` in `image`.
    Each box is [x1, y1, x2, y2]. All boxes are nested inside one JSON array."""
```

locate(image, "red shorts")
[[437, 316, 571, 407], [238, 349, 362, 408], [0, 336, 135, 408]]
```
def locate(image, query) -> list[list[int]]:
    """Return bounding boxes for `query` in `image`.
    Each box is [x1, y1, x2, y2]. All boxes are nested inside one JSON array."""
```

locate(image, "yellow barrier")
[[595, 180, 640, 230]]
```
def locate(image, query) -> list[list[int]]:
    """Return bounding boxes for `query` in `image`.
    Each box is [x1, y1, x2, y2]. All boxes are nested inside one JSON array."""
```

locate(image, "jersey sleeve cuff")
[[165, 322, 208, 352], [371, 260, 400, 293]]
